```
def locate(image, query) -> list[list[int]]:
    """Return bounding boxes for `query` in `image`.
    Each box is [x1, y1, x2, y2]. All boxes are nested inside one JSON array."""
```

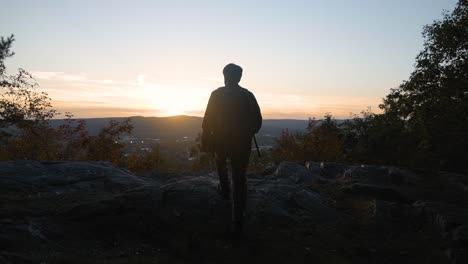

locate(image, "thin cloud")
[[32, 71, 115, 85], [53, 106, 166, 119], [31, 71, 64, 80]]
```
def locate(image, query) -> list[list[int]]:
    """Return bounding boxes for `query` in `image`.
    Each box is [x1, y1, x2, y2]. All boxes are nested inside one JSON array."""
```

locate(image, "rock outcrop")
[[0, 160, 466, 264]]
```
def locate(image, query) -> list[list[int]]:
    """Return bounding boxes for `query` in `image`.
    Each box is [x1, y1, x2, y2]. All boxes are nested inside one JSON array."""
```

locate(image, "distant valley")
[[48, 116, 310, 145]]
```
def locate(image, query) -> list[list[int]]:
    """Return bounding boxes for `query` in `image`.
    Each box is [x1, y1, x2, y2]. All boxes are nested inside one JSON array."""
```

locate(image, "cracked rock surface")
[[1, 161, 466, 263]]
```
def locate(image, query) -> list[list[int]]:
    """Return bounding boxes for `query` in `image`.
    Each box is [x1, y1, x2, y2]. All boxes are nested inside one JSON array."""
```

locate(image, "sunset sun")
[[140, 81, 209, 117], [163, 106, 185, 116]]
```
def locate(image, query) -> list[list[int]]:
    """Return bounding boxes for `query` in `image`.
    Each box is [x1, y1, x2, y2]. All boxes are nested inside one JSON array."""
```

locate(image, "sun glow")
[[140, 81, 209, 117], [163, 106, 185, 116]]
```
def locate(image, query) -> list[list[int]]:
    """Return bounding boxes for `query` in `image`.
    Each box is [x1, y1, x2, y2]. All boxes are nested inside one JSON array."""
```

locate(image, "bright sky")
[[1, 0, 458, 119]]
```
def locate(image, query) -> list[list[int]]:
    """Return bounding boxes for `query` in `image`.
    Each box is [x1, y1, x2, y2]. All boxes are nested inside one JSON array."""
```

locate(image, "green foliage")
[[53, 113, 135, 164], [119, 145, 161, 173], [4, 123, 60, 160], [381, 0, 468, 171], [0, 35, 15, 78], [271, 1, 468, 172], [304, 114, 343, 162], [86, 119, 133, 162], [55, 112, 90, 160], [248, 149, 274, 173], [0, 36, 137, 166], [1, 35, 58, 159], [1, 35, 57, 132], [271, 129, 304, 163], [272, 114, 344, 164], [340, 109, 411, 166]]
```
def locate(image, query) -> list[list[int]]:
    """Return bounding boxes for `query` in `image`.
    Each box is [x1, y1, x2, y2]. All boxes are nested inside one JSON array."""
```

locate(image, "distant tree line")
[[273, 0, 468, 173]]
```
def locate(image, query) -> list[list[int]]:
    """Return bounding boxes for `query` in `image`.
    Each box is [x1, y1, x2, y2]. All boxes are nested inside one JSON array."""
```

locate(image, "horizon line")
[[50, 114, 354, 121]]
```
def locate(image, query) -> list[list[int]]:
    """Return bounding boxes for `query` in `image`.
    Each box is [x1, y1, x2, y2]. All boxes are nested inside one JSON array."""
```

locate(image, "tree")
[[303, 114, 343, 162], [271, 129, 303, 163], [381, 0, 468, 171], [1, 35, 57, 130], [121, 145, 161, 173], [1, 35, 58, 159], [55, 112, 90, 160], [86, 119, 133, 162], [0, 35, 15, 78], [0, 35, 138, 166], [340, 109, 411, 166]]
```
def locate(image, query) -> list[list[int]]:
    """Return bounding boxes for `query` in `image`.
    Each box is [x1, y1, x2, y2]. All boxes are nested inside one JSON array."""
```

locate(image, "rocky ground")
[[0, 160, 467, 264]]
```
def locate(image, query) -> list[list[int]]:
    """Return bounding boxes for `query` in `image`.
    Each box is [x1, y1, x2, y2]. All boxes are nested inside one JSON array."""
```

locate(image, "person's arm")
[[202, 91, 217, 132], [201, 91, 218, 152], [249, 92, 262, 133]]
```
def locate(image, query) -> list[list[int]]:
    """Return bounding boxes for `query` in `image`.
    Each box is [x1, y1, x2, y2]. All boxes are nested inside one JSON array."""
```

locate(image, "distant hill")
[[48, 116, 310, 140]]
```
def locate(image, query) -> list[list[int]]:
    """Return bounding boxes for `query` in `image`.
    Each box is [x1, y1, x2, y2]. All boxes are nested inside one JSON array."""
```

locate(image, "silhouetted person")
[[202, 63, 262, 237]]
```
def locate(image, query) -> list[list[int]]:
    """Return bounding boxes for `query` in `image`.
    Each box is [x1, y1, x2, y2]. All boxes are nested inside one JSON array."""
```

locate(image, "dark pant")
[[215, 142, 251, 225]]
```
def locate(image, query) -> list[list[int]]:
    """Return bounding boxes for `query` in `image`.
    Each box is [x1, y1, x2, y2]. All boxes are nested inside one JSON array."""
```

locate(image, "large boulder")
[[387, 167, 423, 186], [62, 173, 339, 233], [320, 162, 348, 179], [2, 160, 465, 264], [342, 183, 411, 203], [0, 160, 340, 261], [0, 160, 146, 194], [274, 162, 319, 185], [247, 179, 338, 226], [342, 165, 391, 185], [412, 200, 468, 264]]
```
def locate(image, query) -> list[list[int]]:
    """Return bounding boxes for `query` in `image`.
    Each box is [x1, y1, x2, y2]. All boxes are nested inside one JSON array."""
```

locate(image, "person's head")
[[223, 63, 243, 85]]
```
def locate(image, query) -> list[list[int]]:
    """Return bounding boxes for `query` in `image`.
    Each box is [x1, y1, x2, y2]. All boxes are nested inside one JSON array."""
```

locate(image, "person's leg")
[[230, 144, 251, 228], [215, 151, 230, 200]]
